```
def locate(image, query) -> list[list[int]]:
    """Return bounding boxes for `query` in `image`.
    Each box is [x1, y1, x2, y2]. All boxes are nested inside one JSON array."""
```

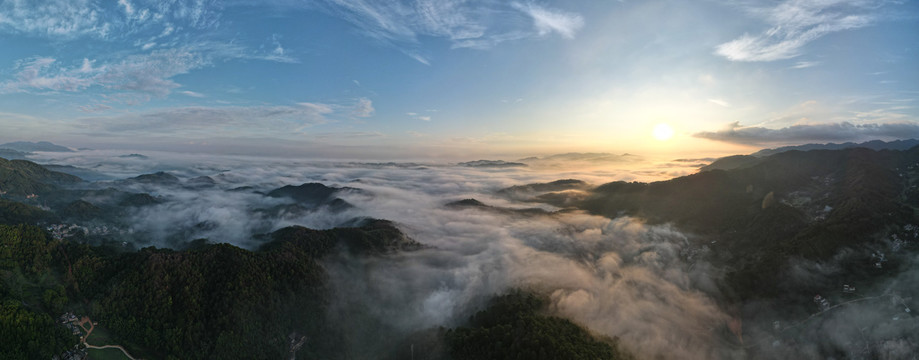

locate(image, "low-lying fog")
[[23, 149, 919, 359]]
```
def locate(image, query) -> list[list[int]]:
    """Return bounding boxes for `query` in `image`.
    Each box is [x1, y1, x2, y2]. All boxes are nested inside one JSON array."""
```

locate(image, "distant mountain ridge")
[[518, 152, 640, 164], [701, 139, 919, 171], [0, 141, 73, 152], [752, 139, 919, 157], [458, 160, 527, 168]]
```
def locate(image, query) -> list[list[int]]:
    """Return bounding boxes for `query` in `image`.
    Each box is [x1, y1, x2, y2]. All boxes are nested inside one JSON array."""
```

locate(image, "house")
[[813, 295, 830, 311]]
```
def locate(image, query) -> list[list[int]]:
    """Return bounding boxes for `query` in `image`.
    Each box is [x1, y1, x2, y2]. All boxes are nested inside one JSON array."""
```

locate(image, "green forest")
[[0, 220, 633, 359]]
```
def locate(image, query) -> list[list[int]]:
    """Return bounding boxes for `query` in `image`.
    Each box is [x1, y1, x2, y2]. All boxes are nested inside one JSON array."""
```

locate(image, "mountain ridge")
[[0, 141, 73, 152]]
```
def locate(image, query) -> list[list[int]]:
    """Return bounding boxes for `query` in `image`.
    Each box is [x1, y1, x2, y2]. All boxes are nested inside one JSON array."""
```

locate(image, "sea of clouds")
[[22, 149, 919, 359]]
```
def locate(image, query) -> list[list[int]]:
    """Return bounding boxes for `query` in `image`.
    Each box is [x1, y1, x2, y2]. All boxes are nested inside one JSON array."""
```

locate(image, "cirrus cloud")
[[74, 104, 335, 137], [315, 0, 585, 64], [512, 2, 584, 39], [1, 42, 297, 99], [715, 0, 900, 62], [0, 0, 221, 40]]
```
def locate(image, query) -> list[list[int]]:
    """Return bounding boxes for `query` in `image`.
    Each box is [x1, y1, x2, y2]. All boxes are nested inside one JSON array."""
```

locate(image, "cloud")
[[51, 152, 720, 358], [312, 131, 385, 140], [119, 0, 135, 17], [403, 51, 431, 65], [261, 34, 299, 64], [0, 50, 205, 97], [0, 0, 109, 39], [79, 104, 114, 113], [180, 90, 205, 98], [316, 0, 583, 63], [0, 1, 299, 100], [708, 98, 731, 107], [75, 104, 334, 137], [512, 2, 584, 39], [1, 42, 296, 98], [0, 0, 220, 40], [694, 121, 919, 145], [297, 102, 334, 114], [1, 57, 95, 93], [715, 0, 895, 61], [98, 49, 209, 96], [413, 0, 486, 40], [791, 60, 820, 69], [407, 112, 431, 121], [351, 97, 375, 118]]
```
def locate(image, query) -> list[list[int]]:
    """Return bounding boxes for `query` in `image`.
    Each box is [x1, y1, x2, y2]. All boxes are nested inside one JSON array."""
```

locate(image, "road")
[[76, 316, 140, 360]]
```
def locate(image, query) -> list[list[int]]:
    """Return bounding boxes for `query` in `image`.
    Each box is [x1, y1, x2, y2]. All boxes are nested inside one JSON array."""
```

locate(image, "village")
[[46, 223, 133, 242], [53, 312, 138, 360]]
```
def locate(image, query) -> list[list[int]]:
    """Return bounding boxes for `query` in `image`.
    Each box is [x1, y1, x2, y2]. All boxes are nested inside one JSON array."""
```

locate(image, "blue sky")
[[0, 0, 917, 159]]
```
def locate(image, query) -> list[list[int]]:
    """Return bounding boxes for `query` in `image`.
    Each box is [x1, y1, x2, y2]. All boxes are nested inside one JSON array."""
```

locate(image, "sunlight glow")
[[653, 123, 674, 141]]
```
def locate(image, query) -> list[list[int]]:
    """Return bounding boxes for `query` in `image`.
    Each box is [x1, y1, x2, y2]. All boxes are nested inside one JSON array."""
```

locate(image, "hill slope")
[[537, 147, 919, 299], [0, 157, 82, 196], [62, 220, 424, 359]]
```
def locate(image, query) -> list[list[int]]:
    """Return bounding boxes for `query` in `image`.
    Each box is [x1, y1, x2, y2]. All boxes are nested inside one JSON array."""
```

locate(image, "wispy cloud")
[[0, 0, 220, 40], [1, 42, 297, 99], [181, 90, 206, 98], [407, 112, 432, 121], [0, 1, 255, 102], [404, 51, 431, 65], [0, 48, 209, 97], [297, 102, 334, 115], [317, 0, 584, 63], [311, 131, 385, 140], [791, 60, 820, 69], [715, 0, 897, 62], [512, 2, 584, 39], [2, 57, 95, 92], [79, 104, 114, 113], [707, 98, 731, 107], [260, 34, 299, 63], [76, 104, 334, 137], [0, 0, 109, 39], [694, 121, 919, 145]]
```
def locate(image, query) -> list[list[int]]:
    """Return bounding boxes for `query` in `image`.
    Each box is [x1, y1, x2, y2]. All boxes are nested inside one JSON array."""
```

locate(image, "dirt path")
[[77, 316, 93, 341], [84, 344, 138, 360], [77, 316, 139, 360]]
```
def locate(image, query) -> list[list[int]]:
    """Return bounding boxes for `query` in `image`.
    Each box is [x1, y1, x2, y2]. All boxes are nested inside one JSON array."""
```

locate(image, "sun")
[[652, 123, 674, 141]]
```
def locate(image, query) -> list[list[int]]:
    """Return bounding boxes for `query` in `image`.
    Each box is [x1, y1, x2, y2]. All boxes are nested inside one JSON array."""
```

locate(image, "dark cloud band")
[[694, 121, 919, 146]]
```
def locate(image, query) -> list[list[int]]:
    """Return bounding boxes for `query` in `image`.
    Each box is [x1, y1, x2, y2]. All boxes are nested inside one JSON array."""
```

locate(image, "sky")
[[0, 0, 918, 160]]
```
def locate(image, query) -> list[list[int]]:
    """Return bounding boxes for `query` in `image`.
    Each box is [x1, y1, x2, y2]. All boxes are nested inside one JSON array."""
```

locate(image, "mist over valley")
[[2, 142, 919, 359]]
